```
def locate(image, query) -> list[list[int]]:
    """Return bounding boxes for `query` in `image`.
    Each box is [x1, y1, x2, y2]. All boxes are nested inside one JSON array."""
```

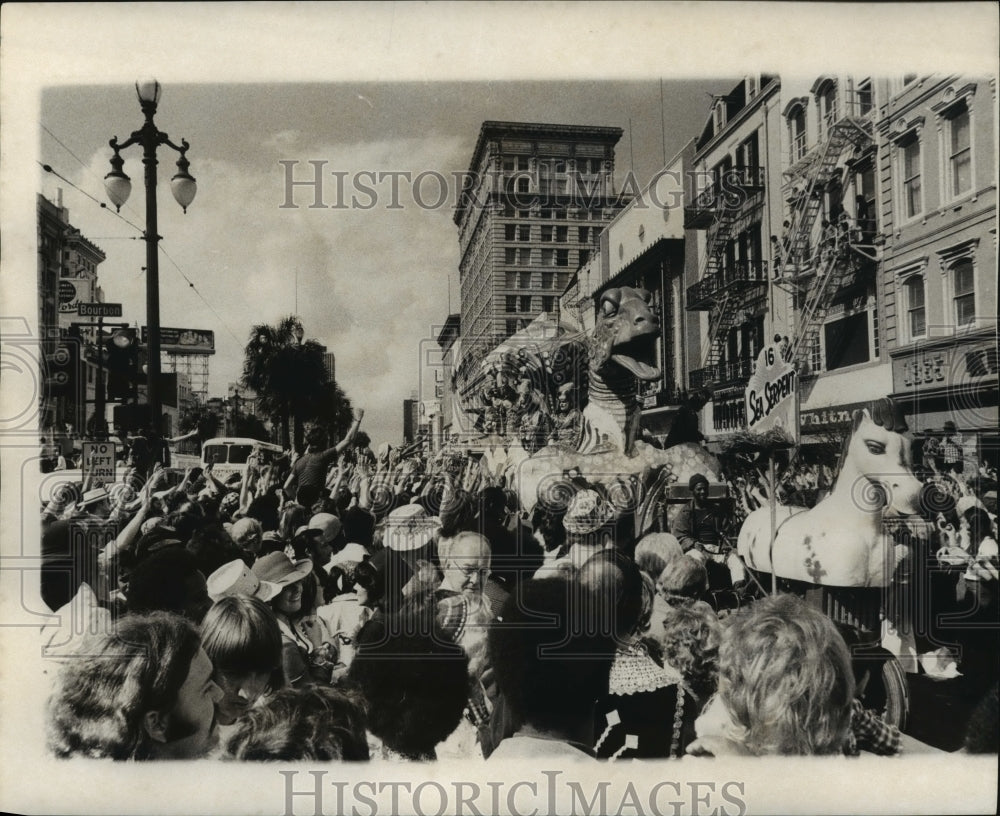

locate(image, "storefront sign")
[[800, 401, 869, 434], [893, 340, 998, 393], [745, 343, 798, 436]]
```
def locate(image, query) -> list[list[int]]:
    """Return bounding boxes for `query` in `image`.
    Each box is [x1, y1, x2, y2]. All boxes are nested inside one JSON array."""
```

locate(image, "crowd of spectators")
[[40, 410, 998, 761]]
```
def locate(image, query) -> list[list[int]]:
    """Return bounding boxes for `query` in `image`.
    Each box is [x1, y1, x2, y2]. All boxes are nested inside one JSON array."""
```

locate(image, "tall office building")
[[453, 121, 626, 409]]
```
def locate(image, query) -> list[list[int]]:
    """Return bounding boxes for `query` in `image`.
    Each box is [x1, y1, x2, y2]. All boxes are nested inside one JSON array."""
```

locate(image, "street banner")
[[141, 326, 215, 354], [82, 441, 116, 486], [744, 342, 798, 439]]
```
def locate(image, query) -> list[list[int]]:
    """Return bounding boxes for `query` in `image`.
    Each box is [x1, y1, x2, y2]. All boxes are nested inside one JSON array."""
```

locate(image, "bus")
[[201, 437, 284, 482]]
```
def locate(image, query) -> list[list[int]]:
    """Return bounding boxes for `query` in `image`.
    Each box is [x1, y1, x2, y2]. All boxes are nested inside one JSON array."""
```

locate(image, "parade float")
[[460, 286, 724, 535]]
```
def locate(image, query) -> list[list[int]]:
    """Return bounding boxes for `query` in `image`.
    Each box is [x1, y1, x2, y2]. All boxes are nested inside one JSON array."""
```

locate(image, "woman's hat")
[[563, 489, 616, 535], [207, 559, 281, 602], [383, 504, 436, 552], [251, 551, 313, 587]]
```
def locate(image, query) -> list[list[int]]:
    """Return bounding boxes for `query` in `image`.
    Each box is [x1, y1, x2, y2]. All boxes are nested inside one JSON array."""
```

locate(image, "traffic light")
[[105, 328, 139, 401], [45, 328, 81, 399]]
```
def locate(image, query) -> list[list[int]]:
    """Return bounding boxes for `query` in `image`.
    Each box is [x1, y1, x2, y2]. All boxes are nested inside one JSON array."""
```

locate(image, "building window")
[[712, 100, 726, 134], [579, 249, 591, 266], [542, 271, 554, 289], [505, 272, 516, 288], [540, 225, 553, 242], [519, 248, 531, 265], [824, 311, 870, 371], [505, 224, 516, 241], [556, 225, 568, 242], [855, 79, 873, 117], [504, 247, 517, 264], [556, 249, 569, 267], [520, 295, 532, 312], [505, 295, 517, 313], [578, 226, 589, 243], [953, 259, 976, 327], [518, 209, 530, 219], [516, 225, 529, 241], [519, 272, 531, 288], [904, 276, 926, 339], [517, 177, 530, 194], [541, 248, 554, 266], [788, 103, 807, 162], [506, 320, 518, 336], [817, 80, 838, 139], [900, 134, 922, 220], [542, 296, 555, 312], [947, 102, 972, 199]]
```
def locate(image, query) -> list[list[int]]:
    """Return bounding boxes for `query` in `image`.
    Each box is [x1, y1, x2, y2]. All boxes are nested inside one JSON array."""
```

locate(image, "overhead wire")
[[38, 154, 243, 346]]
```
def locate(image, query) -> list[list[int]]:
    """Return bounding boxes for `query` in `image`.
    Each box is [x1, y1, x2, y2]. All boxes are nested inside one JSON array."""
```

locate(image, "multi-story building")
[[402, 395, 418, 444], [876, 75, 997, 467], [682, 75, 908, 447], [453, 121, 626, 416], [37, 192, 107, 436], [316, 346, 336, 384], [772, 75, 890, 445], [684, 75, 784, 438]]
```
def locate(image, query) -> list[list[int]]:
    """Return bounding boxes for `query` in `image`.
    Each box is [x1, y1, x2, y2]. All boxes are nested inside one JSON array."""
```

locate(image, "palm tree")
[[241, 316, 329, 451]]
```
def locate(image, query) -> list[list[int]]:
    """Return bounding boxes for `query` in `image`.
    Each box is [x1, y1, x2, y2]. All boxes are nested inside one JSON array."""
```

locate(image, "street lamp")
[[104, 79, 197, 436]]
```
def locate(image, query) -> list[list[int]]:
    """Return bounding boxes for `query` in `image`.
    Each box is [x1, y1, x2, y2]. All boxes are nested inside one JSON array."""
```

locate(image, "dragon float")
[[466, 286, 722, 533]]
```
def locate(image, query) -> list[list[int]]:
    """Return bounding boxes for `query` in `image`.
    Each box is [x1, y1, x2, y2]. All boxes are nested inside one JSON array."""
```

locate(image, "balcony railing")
[[684, 166, 766, 228], [688, 356, 755, 390], [686, 259, 769, 311]]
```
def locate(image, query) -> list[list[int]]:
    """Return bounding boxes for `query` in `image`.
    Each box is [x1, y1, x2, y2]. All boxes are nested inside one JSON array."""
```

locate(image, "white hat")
[[383, 504, 436, 552], [308, 513, 342, 544], [207, 559, 281, 602], [78, 487, 110, 508]]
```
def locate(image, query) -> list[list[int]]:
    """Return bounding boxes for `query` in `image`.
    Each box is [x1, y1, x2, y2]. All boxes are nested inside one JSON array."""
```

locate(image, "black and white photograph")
[[1, 3, 997, 814]]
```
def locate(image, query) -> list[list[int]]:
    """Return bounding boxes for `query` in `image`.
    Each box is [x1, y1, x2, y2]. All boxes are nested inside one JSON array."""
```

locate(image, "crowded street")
[[2, 7, 998, 816]]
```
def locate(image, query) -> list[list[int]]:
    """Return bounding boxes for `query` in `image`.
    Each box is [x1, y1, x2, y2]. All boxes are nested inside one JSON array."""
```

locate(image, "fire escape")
[[685, 165, 768, 390], [774, 96, 876, 375]]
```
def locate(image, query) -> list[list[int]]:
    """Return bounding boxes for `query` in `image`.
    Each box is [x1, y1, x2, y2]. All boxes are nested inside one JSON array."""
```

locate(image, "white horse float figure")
[[738, 397, 923, 588]]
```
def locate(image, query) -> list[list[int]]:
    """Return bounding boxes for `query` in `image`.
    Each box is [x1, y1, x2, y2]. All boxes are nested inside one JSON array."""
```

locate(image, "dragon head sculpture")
[[589, 286, 661, 382]]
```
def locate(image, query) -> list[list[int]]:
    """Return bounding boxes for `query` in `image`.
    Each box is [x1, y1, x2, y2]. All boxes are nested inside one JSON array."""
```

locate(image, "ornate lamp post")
[[104, 79, 197, 435]]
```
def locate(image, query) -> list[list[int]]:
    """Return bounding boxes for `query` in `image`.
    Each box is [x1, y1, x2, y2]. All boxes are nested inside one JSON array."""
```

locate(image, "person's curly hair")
[[659, 600, 721, 701], [439, 489, 477, 538], [47, 612, 201, 760], [718, 593, 854, 755], [349, 610, 469, 760], [223, 685, 369, 761]]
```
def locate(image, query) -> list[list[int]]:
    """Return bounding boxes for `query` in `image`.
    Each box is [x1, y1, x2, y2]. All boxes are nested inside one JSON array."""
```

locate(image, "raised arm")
[[330, 408, 365, 456]]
